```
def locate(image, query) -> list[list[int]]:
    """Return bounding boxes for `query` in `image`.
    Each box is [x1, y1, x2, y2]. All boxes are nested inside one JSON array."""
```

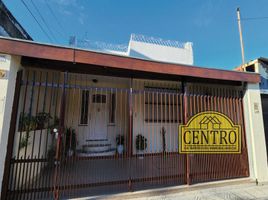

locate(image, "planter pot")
[[137, 150, 145, 159], [117, 145, 124, 154], [54, 160, 60, 166], [67, 149, 74, 157]]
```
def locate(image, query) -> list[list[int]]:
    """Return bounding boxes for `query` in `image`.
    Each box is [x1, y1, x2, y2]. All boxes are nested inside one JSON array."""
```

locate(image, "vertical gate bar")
[[16, 157, 23, 200], [34, 71, 42, 198], [146, 90, 149, 184], [125, 88, 128, 191], [237, 91, 243, 176], [128, 79, 133, 190], [20, 71, 36, 199], [25, 155, 31, 200], [36, 72, 49, 199], [175, 92, 178, 182], [179, 94, 183, 182], [24, 71, 36, 157], [63, 73, 70, 198], [53, 72, 67, 200], [49, 72, 60, 198], [222, 89, 228, 179], [227, 90, 232, 178], [26, 71, 41, 199], [168, 90, 171, 183], [217, 93, 222, 180], [1, 70, 23, 200], [231, 93, 237, 177], [163, 90, 166, 184], [151, 90, 155, 183], [159, 90, 163, 185], [156, 89, 160, 185], [229, 91, 234, 178], [8, 160, 15, 199], [225, 88, 230, 179], [42, 71, 54, 199], [32, 156, 37, 200], [174, 93, 176, 182], [182, 82, 190, 185], [208, 95, 212, 181], [36, 72, 47, 199], [198, 94, 202, 183]]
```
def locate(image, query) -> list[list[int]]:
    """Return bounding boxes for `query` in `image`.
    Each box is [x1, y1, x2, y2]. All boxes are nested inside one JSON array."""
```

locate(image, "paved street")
[[78, 180, 268, 200]]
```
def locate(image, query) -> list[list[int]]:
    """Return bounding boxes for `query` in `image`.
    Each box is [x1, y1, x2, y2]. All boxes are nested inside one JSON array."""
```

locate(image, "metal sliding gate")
[[2, 69, 249, 199]]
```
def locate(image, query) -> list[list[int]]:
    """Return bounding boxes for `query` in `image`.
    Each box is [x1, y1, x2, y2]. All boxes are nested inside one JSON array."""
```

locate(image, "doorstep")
[[72, 178, 257, 200]]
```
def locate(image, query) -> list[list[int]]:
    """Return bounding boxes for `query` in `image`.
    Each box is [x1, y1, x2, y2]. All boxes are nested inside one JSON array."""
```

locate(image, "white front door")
[[89, 94, 108, 139]]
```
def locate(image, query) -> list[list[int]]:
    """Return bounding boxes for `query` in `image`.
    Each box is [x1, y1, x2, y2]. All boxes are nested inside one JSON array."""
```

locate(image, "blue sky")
[[3, 0, 268, 69]]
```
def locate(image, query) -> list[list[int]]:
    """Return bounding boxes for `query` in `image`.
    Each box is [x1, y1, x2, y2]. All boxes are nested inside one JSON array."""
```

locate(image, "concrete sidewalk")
[[78, 179, 268, 200]]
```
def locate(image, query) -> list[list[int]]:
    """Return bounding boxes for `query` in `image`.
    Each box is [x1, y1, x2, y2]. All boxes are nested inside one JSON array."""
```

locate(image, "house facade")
[[0, 37, 267, 199], [235, 57, 268, 162]]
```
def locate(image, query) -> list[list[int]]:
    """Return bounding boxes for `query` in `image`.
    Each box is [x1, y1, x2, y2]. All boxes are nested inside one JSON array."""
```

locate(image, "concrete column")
[[0, 54, 21, 193], [243, 83, 268, 184]]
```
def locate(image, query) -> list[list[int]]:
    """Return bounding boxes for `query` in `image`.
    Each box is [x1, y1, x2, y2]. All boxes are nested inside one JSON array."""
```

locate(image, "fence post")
[[182, 81, 191, 185], [1, 70, 23, 200]]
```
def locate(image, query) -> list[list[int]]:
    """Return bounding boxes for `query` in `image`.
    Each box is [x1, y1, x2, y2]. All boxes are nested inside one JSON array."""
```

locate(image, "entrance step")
[[78, 148, 116, 157], [83, 143, 111, 152], [83, 139, 112, 153]]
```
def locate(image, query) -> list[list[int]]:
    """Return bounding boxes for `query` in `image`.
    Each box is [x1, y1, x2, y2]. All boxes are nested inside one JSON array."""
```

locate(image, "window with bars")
[[80, 90, 89, 125], [144, 86, 180, 123]]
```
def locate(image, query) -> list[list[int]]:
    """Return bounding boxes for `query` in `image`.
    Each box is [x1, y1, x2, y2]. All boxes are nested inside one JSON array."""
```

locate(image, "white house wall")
[[129, 40, 193, 65], [0, 54, 21, 193]]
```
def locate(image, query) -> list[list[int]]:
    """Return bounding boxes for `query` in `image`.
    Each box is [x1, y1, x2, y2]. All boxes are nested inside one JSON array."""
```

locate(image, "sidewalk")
[[78, 179, 268, 200]]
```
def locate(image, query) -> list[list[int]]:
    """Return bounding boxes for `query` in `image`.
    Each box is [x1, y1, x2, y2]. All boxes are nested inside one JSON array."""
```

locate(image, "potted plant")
[[135, 134, 147, 158], [65, 127, 76, 157], [36, 112, 52, 130], [116, 135, 125, 154], [18, 113, 37, 132]]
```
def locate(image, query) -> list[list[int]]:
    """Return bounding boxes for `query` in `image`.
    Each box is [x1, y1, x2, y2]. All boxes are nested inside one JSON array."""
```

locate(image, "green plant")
[[18, 113, 37, 132], [116, 135, 125, 146], [135, 134, 147, 151], [65, 127, 76, 155], [36, 112, 52, 129]]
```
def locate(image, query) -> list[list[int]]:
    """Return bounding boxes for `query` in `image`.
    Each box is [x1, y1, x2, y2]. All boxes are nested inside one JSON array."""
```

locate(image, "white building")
[[74, 34, 194, 65]]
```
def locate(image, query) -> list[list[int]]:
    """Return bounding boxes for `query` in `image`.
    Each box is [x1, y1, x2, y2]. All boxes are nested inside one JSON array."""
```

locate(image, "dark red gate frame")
[[0, 38, 259, 200], [2, 70, 249, 199]]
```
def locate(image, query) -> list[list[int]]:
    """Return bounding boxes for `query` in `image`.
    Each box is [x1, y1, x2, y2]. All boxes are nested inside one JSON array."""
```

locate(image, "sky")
[[3, 0, 268, 69]]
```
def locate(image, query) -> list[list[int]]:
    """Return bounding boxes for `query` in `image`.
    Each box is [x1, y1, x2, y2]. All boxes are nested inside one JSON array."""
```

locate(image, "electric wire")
[[44, 0, 67, 38], [29, 0, 58, 42], [20, 0, 53, 42], [241, 16, 268, 21]]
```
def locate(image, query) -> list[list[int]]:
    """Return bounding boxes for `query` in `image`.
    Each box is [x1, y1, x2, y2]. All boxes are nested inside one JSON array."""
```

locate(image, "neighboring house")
[[0, 37, 267, 199], [73, 34, 193, 65], [0, 0, 32, 40], [235, 57, 268, 160]]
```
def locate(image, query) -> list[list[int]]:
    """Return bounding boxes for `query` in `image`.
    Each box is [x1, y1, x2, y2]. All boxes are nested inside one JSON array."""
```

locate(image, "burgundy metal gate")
[[2, 69, 249, 199]]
